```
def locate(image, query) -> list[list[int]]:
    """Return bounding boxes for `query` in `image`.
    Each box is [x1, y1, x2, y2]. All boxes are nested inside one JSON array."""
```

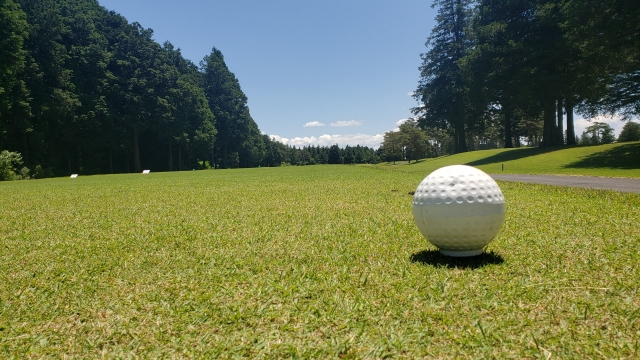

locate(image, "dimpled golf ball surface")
[[412, 165, 506, 257]]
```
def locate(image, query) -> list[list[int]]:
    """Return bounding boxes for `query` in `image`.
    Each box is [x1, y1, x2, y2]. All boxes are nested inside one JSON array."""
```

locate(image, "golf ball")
[[412, 165, 506, 257]]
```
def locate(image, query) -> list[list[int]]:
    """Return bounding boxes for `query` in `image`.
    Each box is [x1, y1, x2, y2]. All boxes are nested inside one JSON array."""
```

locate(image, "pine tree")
[[200, 48, 254, 168], [0, 0, 30, 153], [617, 122, 640, 142], [414, 0, 474, 153]]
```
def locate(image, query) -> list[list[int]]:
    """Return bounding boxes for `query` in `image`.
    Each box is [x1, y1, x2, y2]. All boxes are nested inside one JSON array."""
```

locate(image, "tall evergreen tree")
[[466, 0, 538, 148], [200, 48, 255, 168], [328, 144, 342, 164], [17, 0, 81, 169], [414, 0, 474, 153], [617, 121, 640, 142], [0, 0, 30, 153]]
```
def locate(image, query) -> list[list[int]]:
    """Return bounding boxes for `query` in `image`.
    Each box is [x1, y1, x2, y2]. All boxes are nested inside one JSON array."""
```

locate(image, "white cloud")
[[395, 118, 409, 126], [330, 120, 363, 127], [303, 121, 325, 127], [270, 133, 384, 149], [391, 117, 419, 132], [407, 91, 415, 97]]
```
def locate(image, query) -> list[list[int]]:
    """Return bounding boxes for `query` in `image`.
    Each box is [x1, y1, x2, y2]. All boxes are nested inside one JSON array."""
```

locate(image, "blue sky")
[[97, 0, 625, 148]]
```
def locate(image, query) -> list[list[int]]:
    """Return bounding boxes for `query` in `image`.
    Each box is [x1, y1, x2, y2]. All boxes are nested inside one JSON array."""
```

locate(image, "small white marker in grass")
[[142, 170, 150, 174], [70, 174, 78, 178]]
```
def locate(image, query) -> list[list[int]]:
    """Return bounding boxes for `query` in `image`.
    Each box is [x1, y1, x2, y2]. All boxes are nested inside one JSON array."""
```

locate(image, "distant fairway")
[[1, 165, 639, 357], [374, 141, 640, 178]]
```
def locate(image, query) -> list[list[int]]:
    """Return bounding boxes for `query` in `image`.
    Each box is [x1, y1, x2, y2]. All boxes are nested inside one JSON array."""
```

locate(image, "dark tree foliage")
[[200, 48, 257, 169], [466, 0, 538, 148], [0, 0, 30, 152], [417, 0, 639, 150], [0, 0, 237, 175], [617, 122, 640, 142], [414, 0, 474, 154], [381, 120, 432, 163], [579, 122, 615, 145], [254, 138, 378, 167], [564, 0, 640, 120], [328, 144, 342, 164], [0, 0, 381, 176]]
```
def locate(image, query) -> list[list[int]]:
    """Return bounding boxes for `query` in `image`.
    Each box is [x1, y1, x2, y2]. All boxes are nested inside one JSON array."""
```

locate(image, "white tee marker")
[[142, 170, 151, 174], [70, 174, 78, 178]]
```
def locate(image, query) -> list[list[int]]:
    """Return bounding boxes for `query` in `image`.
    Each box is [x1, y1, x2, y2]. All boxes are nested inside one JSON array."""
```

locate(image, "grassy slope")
[[1, 166, 639, 357], [373, 141, 640, 178]]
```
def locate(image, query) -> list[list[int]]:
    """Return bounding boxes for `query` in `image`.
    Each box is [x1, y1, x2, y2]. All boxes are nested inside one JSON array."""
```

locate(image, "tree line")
[[2, 0, 377, 178], [410, 0, 639, 154]]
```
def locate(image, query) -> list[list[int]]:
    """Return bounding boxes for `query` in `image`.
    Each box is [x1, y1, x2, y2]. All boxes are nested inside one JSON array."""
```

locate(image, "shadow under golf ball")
[[409, 249, 504, 269]]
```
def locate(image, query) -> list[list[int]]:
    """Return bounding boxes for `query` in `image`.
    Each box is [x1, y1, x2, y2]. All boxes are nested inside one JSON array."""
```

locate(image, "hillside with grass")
[[373, 142, 640, 178]]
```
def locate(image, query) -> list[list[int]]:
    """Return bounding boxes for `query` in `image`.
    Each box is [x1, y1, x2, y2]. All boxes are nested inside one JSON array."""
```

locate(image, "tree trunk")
[[133, 129, 141, 172], [223, 143, 228, 168], [455, 122, 468, 153], [566, 101, 576, 145], [557, 99, 564, 145], [22, 131, 28, 165], [504, 107, 514, 148], [168, 141, 173, 171], [126, 149, 130, 173], [178, 146, 182, 171], [211, 144, 215, 169], [466, 132, 475, 151], [541, 98, 558, 146], [109, 147, 113, 174]]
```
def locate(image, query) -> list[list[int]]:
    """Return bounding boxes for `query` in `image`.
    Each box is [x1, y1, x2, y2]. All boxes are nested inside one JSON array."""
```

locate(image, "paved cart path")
[[490, 174, 640, 193]]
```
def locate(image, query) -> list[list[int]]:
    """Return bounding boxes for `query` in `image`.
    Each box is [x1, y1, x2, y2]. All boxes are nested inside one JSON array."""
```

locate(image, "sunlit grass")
[[1, 166, 639, 357], [373, 141, 640, 178]]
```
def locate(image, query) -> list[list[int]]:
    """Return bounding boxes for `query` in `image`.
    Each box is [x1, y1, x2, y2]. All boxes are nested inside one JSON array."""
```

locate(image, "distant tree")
[[515, 113, 543, 147], [296, 147, 311, 165], [382, 131, 403, 164], [261, 135, 284, 167], [353, 146, 364, 164], [617, 122, 640, 142], [343, 145, 354, 164], [315, 145, 329, 164], [157, 42, 216, 172], [328, 144, 342, 164], [398, 119, 430, 162], [200, 47, 254, 168], [579, 122, 615, 145], [105, 21, 164, 172]]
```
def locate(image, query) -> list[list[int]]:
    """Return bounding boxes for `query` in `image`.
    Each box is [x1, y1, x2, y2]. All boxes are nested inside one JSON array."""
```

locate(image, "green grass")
[[374, 141, 640, 178], [1, 166, 639, 357]]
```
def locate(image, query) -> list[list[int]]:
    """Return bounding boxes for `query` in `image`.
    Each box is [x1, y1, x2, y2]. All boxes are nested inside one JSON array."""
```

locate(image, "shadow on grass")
[[563, 143, 640, 170], [465, 146, 566, 166], [410, 249, 504, 269]]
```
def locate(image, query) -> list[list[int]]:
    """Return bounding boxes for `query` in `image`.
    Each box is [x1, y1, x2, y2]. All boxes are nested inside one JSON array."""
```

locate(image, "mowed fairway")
[[1, 166, 639, 358], [374, 142, 640, 178]]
